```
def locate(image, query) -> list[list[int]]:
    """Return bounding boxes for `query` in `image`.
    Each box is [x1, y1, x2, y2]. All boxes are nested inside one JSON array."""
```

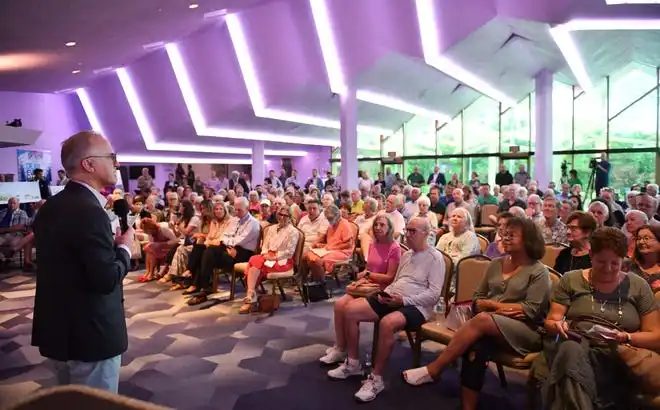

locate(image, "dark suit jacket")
[[32, 182, 131, 362], [427, 172, 447, 187], [229, 178, 249, 193]]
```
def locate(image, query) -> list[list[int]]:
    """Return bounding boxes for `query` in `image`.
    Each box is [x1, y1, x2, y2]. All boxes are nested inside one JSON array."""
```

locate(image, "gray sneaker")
[[327, 359, 363, 380]]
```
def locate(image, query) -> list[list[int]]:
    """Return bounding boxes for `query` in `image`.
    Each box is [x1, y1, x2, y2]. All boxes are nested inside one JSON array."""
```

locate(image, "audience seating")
[[476, 234, 489, 254], [262, 227, 306, 308], [326, 221, 359, 291], [541, 243, 567, 268], [475, 204, 498, 241], [211, 225, 265, 301]]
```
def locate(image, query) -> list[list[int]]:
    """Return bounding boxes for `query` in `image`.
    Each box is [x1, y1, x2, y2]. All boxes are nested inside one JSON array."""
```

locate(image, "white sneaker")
[[355, 374, 384, 402], [327, 359, 362, 380], [319, 347, 347, 364]]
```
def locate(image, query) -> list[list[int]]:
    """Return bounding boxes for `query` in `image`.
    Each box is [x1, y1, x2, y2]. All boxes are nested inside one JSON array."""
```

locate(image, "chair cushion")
[[233, 262, 248, 274], [420, 321, 455, 345], [266, 269, 295, 280], [491, 351, 539, 370]]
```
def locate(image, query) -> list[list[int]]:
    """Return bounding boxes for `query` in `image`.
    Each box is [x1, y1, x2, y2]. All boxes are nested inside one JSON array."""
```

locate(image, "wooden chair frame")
[[263, 227, 306, 307], [326, 220, 359, 292]]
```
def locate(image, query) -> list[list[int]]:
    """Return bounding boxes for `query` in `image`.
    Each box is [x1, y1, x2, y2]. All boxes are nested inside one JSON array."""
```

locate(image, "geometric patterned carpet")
[[0, 269, 533, 410]]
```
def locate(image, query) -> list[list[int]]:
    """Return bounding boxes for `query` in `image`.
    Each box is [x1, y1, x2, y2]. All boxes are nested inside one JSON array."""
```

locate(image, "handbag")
[[346, 282, 380, 298], [257, 294, 280, 313], [445, 301, 473, 331], [570, 314, 660, 394], [302, 282, 329, 303]]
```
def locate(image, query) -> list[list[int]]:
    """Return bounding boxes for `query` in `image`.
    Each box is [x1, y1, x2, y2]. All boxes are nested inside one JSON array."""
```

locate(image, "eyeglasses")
[[637, 236, 657, 243], [277, 213, 289, 218], [405, 228, 422, 234], [566, 225, 581, 231], [85, 153, 117, 163]]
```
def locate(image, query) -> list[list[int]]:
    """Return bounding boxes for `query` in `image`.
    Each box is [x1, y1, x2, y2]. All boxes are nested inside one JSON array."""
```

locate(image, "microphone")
[[112, 199, 130, 234]]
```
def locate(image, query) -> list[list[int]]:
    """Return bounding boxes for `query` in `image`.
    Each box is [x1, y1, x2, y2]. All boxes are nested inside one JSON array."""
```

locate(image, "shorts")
[[366, 294, 426, 330]]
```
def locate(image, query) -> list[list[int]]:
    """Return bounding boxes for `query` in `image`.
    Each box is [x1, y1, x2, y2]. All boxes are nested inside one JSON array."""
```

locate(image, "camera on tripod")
[[589, 158, 599, 169]]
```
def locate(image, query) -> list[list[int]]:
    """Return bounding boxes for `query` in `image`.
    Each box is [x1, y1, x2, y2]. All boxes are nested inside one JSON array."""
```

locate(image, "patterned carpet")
[[0, 269, 532, 410]]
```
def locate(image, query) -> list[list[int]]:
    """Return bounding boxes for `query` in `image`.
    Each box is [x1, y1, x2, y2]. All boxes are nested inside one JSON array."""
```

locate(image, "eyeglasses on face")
[[637, 235, 657, 243], [85, 153, 117, 163]]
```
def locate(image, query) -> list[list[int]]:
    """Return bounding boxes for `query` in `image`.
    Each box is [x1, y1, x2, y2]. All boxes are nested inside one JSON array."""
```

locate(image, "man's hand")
[[379, 294, 403, 307], [495, 309, 525, 320], [227, 247, 237, 258], [115, 227, 135, 248]]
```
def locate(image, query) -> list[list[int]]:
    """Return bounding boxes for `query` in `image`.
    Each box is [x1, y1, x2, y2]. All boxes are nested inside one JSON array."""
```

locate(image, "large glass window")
[[358, 161, 382, 181], [357, 132, 381, 158], [609, 152, 656, 194], [437, 158, 463, 184], [437, 115, 462, 155], [552, 154, 573, 186], [500, 96, 531, 152], [382, 128, 403, 157], [463, 97, 500, 154], [403, 158, 436, 186], [464, 156, 499, 187], [574, 81, 607, 150], [553, 81, 574, 151], [609, 62, 658, 117], [331, 147, 340, 159], [609, 90, 657, 149], [403, 116, 436, 155], [572, 154, 596, 197]]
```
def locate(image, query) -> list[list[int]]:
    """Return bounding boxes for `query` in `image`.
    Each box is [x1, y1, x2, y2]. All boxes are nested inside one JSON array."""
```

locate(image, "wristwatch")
[[625, 332, 632, 344]]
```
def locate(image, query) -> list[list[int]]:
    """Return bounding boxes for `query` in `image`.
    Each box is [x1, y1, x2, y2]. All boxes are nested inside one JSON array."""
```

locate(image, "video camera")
[[589, 158, 599, 169]]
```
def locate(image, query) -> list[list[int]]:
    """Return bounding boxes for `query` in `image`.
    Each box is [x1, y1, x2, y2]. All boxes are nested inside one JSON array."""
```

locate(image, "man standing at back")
[[32, 131, 134, 393]]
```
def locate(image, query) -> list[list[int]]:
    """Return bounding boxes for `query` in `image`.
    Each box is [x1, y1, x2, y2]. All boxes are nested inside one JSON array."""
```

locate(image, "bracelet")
[[625, 332, 632, 344]]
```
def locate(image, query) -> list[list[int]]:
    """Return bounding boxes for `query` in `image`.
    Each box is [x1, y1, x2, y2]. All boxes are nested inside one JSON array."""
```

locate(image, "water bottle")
[[363, 352, 372, 378], [434, 298, 445, 325]]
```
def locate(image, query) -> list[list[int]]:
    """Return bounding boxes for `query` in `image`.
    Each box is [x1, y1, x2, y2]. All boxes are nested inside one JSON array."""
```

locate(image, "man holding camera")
[[594, 152, 611, 197]]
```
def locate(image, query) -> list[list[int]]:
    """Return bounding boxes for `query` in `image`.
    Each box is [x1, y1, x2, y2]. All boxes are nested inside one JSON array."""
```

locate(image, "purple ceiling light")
[[165, 42, 335, 147], [115, 65, 307, 156], [551, 18, 660, 92], [309, 0, 450, 121], [415, 0, 516, 107], [225, 13, 392, 136]]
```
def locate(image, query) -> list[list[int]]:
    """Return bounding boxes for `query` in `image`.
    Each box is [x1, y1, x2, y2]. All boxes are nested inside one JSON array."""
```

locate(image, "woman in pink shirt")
[[319, 214, 402, 364]]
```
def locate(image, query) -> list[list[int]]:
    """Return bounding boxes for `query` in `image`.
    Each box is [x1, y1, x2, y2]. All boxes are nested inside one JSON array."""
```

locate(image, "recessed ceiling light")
[[188, 3, 199, 9], [71, 69, 81, 74], [65, 42, 76, 47]]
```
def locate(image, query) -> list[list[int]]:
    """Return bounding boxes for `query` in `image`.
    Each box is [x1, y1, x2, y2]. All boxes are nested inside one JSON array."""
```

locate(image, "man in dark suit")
[[427, 165, 447, 190], [32, 131, 134, 393], [228, 170, 249, 193]]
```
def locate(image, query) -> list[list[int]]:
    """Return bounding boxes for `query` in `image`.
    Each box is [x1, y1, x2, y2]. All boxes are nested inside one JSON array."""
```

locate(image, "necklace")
[[588, 269, 623, 323]]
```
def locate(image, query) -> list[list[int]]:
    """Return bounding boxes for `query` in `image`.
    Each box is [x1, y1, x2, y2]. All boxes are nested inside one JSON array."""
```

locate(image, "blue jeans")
[[52, 355, 121, 393]]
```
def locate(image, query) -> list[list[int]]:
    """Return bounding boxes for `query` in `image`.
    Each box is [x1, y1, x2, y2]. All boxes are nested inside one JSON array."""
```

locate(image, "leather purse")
[[257, 294, 280, 313], [302, 282, 329, 303], [346, 282, 380, 298]]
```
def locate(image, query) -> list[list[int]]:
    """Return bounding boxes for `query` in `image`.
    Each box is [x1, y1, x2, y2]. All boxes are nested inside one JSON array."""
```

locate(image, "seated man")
[[297, 199, 329, 252], [0, 197, 34, 270], [302, 204, 355, 282], [326, 217, 445, 402], [187, 197, 261, 305]]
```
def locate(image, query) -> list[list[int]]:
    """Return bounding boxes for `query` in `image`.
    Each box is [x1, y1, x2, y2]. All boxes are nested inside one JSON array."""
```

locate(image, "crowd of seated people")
[[19, 160, 660, 408]]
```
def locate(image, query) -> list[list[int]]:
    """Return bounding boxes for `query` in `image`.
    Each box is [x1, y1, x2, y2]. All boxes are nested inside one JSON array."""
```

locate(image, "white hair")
[[527, 194, 541, 204], [212, 194, 223, 202], [588, 201, 609, 216], [248, 190, 259, 199], [509, 206, 526, 218], [450, 207, 474, 231], [417, 195, 431, 207], [231, 170, 240, 177], [272, 197, 286, 206], [234, 197, 249, 209], [411, 187, 421, 195], [364, 197, 378, 212], [626, 209, 648, 223]]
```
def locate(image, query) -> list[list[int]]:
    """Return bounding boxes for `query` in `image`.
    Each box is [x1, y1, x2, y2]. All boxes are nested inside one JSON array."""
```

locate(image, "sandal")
[[157, 274, 173, 284], [170, 283, 185, 291], [186, 295, 208, 306], [239, 302, 258, 314], [138, 275, 153, 282], [402, 366, 436, 386], [182, 287, 198, 295]]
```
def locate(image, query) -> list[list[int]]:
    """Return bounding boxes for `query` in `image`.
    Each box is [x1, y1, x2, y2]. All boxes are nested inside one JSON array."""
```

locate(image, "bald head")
[[60, 130, 117, 188]]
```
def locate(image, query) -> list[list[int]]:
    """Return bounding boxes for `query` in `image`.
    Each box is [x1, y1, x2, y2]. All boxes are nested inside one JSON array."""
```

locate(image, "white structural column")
[[340, 86, 359, 190], [252, 140, 265, 184], [534, 69, 553, 189]]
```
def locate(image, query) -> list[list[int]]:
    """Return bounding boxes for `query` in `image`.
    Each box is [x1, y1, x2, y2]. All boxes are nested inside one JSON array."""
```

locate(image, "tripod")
[[585, 166, 597, 202]]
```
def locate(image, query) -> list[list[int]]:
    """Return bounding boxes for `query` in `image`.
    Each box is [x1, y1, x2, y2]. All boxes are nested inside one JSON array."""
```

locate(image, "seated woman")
[[484, 212, 513, 259], [553, 211, 596, 275], [181, 201, 232, 294], [239, 206, 300, 313], [436, 207, 481, 264], [403, 217, 550, 410], [587, 199, 616, 229], [139, 218, 179, 282], [630, 225, 660, 294], [157, 199, 201, 284], [623, 210, 648, 258], [559, 199, 577, 224], [412, 195, 438, 246], [248, 191, 261, 215], [168, 199, 214, 290], [319, 214, 402, 364], [302, 204, 355, 282], [543, 228, 660, 409]]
